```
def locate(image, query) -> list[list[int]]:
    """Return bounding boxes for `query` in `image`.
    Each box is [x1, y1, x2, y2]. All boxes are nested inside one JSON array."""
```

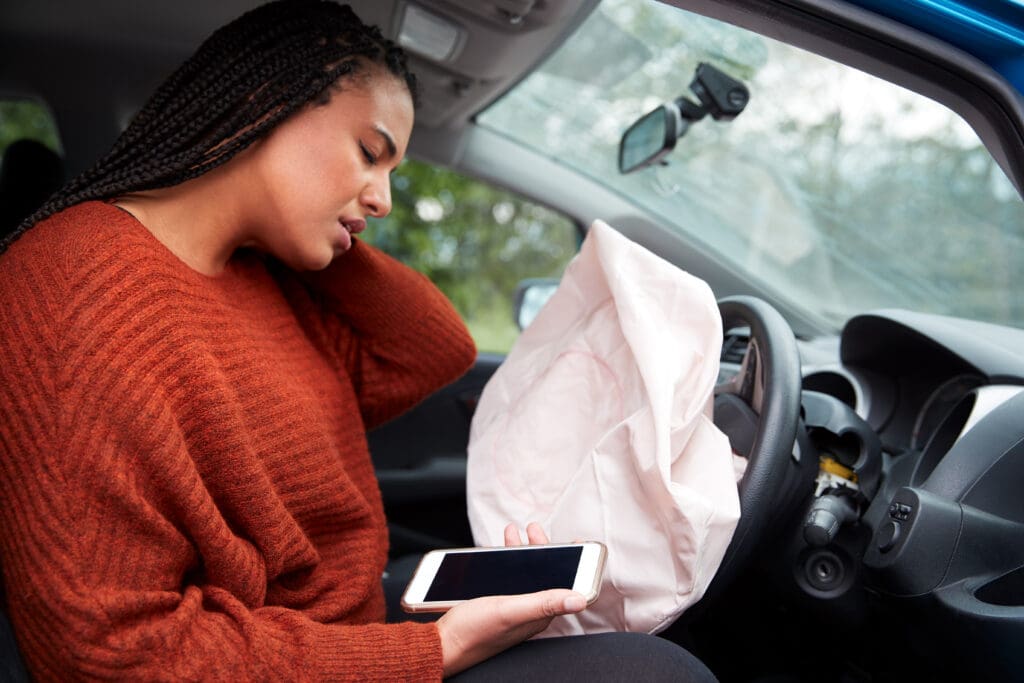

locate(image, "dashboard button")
[[878, 520, 901, 553]]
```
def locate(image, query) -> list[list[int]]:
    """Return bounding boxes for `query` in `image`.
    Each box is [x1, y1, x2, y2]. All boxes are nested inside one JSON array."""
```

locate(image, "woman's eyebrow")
[[374, 125, 397, 159]]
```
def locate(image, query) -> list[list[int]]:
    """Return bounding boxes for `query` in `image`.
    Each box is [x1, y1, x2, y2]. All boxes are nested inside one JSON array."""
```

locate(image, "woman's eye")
[[359, 143, 377, 166]]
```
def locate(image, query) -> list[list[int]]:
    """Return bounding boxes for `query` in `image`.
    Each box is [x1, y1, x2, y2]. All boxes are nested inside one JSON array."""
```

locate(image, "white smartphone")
[[400, 542, 607, 613]]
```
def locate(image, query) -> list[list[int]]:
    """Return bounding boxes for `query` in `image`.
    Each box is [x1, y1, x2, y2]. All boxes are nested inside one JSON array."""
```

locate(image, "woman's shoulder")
[[2, 200, 149, 278], [0, 200, 198, 331]]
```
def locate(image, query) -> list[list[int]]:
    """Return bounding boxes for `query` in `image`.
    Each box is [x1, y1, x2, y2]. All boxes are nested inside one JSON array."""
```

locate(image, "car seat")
[[0, 609, 28, 682], [0, 138, 65, 239]]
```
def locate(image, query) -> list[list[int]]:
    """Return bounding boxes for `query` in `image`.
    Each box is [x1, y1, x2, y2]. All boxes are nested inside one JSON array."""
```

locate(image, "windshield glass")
[[477, 0, 1024, 331]]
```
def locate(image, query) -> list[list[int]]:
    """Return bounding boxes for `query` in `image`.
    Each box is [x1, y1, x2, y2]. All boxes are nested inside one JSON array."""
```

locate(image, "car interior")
[[2, 0, 1024, 681]]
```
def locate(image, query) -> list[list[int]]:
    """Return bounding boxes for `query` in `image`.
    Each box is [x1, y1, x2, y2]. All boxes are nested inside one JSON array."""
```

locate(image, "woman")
[[0, 1, 714, 680]]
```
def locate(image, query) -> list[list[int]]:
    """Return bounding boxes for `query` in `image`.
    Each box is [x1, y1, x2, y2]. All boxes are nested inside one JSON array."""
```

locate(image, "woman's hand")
[[435, 522, 587, 677], [435, 588, 587, 677]]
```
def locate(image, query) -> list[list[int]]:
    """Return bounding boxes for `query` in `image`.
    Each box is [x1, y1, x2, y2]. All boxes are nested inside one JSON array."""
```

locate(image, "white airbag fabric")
[[467, 220, 741, 636]]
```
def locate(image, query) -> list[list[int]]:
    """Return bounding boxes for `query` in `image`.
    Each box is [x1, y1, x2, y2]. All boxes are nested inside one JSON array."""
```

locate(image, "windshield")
[[478, 0, 1024, 331]]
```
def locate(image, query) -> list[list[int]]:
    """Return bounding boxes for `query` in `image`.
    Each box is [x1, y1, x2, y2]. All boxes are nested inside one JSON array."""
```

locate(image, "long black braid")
[[0, 0, 415, 255]]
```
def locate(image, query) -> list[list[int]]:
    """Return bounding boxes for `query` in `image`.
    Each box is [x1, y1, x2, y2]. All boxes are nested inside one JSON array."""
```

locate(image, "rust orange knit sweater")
[[0, 201, 477, 680]]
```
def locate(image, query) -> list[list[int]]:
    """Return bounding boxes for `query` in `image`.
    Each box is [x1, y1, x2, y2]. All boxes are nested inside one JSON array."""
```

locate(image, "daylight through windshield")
[[478, 0, 1024, 331]]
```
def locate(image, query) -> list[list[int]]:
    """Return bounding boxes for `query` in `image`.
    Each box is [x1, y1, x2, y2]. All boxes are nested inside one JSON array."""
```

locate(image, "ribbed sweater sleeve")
[[0, 204, 476, 681], [293, 239, 477, 428], [0, 355, 443, 682]]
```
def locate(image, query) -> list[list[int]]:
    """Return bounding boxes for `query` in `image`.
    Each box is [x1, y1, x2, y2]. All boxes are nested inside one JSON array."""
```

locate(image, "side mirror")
[[513, 278, 559, 331], [618, 62, 749, 174]]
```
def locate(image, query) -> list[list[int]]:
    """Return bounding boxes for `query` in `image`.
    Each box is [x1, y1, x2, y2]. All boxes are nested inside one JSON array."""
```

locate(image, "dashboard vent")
[[721, 332, 749, 364]]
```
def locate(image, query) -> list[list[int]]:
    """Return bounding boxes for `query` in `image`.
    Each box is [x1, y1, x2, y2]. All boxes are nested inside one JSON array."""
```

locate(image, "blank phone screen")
[[424, 546, 583, 601]]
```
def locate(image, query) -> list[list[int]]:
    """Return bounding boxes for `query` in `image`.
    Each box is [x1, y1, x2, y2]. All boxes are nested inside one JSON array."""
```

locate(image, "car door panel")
[[369, 352, 503, 555]]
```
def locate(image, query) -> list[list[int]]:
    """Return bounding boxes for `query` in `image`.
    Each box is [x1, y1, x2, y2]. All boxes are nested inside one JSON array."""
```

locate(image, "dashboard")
[[801, 309, 1024, 457], [794, 309, 1024, 679]]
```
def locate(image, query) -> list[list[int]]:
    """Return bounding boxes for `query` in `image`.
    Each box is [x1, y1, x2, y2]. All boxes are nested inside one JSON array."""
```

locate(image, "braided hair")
[[0, 0, 415, 255]]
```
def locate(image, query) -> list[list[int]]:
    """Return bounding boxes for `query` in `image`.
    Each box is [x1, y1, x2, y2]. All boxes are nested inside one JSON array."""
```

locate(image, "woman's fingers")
[[525, 522, 549, 545], [504, 522, 549, 546], [503, 523, 522, 546], [497, 589, 587, 623]]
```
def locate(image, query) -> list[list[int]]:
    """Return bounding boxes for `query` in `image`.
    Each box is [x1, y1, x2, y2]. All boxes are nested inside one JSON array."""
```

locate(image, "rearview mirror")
[[619, 62, 749, 174], [618, 105, 682, 174]]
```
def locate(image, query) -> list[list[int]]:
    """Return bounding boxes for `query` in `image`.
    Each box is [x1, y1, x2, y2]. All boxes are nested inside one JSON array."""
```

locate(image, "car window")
[[478, 0, 1024, 331], [0, 98, 62, 154], [364, 158, 580, 353], [0, 98, 64, 235]]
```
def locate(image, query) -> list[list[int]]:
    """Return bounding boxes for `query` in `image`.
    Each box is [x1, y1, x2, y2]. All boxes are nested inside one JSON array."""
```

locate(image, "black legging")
[[383, 554, 717, 682], [448, 631, 716, 681]]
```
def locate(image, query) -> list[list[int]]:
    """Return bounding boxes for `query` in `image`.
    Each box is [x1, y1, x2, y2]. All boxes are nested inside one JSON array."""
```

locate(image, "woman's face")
[[245, 68, 414, 270]]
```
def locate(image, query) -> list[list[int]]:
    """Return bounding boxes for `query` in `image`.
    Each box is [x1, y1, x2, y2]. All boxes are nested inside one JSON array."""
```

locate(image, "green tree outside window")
[[365, 159, 580, 353], [0, 99, 62, 153]]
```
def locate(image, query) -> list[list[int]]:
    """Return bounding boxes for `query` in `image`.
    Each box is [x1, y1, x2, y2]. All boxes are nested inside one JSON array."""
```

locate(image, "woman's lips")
[[340, 218, 366, 235], [335, 218, 365, 253]]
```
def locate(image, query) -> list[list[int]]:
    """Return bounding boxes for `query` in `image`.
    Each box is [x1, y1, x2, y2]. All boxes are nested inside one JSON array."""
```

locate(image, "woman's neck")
[[112, 161, 253, 276]]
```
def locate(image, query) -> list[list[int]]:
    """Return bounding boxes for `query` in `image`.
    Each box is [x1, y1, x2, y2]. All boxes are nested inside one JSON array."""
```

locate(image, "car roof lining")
[[0, 0, 600, 134], [3, 0, 1022, 191]]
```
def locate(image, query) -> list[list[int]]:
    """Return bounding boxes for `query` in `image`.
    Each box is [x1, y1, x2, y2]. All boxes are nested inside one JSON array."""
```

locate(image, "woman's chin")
[[330, 240, 354, 261], [283, 245, 337, 272], [312, 251, 339, 270]]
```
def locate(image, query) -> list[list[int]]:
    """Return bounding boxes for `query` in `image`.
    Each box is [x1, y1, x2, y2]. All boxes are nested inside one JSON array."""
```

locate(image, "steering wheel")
[[702, 295, 809, 600]]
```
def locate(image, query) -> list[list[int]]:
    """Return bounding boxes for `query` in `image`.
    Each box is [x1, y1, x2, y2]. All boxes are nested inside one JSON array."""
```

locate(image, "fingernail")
[[563, 596, 587, 612]]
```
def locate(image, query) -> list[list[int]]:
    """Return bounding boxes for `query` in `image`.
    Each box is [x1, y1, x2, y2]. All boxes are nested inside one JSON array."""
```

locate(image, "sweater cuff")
[[311, 620, 443, 681]]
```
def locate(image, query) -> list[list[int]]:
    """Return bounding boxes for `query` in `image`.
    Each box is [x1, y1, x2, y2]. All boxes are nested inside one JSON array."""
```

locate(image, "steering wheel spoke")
[[699, 296, 809, 605], [715, 336, 765, 414]]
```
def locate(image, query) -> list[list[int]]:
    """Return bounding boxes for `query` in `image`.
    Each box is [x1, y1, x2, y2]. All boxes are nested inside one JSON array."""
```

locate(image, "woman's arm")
[[0, 365, 445, 681], [0, 247, 445, 680], [3, 516, 446, 680], [284, 239, 477, 428]]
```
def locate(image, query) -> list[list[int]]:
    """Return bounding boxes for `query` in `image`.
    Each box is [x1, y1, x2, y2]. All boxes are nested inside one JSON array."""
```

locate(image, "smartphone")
[[400, 542, 607, 613]]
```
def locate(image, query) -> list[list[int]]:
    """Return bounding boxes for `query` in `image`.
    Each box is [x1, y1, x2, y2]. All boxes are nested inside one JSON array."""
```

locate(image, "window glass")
[[0, 99, 62, 154], [365, 159, 580, 352], [478, 0, 1024, 331]]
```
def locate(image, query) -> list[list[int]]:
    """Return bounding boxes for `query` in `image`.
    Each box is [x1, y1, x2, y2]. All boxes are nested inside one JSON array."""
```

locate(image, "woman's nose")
[[361, 176, 392, 218]]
